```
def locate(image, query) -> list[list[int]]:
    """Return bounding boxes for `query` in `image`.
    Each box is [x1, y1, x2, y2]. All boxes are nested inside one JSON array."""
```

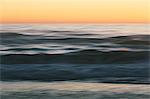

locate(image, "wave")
[[1, 32, 149, 39], [1, 81, 149, 99], [0, 31, 83, 38], [109, 35, 150, 45], [1, 32, 149, 45], [1, 50, 149, 64], [1, 48, 50, 51], [1, 63, 149, 83], [110, 35, 149, 40], [117, 40, 149, 45], [23, 29, 75, 33], [0, 32, 31, 37]]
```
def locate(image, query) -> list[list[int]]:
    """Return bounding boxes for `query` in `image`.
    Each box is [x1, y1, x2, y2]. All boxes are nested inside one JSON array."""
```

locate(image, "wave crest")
[[1, 50, 149, 64]]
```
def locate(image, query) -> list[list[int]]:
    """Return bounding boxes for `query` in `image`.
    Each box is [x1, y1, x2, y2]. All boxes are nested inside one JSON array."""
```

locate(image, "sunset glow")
[[0, 0, 149, 23]]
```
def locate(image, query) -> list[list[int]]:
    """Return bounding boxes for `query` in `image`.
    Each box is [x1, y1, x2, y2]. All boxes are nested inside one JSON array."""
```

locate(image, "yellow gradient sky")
[[0, 0, 149, 23]]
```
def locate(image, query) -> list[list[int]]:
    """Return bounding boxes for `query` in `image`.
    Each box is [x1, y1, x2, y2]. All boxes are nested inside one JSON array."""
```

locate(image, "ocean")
[[0, 24, 150, 99]]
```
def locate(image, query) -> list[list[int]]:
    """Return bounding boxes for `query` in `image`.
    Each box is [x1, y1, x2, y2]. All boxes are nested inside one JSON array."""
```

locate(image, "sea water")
[[0, 24, 149, 99]]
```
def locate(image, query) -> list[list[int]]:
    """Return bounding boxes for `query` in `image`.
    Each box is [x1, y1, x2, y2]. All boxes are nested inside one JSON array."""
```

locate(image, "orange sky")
[[0, 0, 149, 23]]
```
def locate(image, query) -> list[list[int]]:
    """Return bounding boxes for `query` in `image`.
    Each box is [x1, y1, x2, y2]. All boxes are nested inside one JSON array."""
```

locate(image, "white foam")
[[1, 81, 149, 95]]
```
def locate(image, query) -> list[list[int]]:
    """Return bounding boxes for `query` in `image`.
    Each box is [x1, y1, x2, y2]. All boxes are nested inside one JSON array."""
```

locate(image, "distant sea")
[[0, 24, 150, 99]]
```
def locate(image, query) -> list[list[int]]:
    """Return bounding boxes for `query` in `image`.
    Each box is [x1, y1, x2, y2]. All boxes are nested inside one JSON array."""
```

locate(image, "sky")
[[0, 0, 149, 23]]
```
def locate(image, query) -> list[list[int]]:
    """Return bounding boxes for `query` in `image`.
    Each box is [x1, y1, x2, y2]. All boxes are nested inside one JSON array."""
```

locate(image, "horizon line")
[[0, 22, 149, 24]]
